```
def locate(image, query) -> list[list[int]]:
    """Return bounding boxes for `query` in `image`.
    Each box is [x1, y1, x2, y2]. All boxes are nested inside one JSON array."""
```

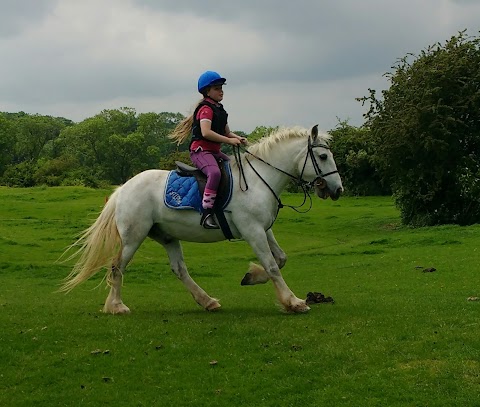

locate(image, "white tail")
[[60, 188, 122, 292]]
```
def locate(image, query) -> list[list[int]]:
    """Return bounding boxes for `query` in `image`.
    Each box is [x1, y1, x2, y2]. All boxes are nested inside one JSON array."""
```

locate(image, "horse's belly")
[[154, 209, 229, 243]]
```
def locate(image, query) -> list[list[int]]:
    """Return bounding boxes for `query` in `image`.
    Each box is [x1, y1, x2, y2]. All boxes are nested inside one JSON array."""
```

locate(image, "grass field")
[[1, 186, 480, 406]]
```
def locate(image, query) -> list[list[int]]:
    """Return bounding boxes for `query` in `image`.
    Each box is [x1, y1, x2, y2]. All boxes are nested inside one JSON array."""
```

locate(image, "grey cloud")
[[0, 0, 56, 37], [132, 0, 471, 86], [0, 0, 479, 131]]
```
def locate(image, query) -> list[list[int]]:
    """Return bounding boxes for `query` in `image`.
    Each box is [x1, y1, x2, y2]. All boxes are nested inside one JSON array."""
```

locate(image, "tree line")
[[1, 31, 479, 226], [0, 108, 187, 188], [0, 107, 376, 192]]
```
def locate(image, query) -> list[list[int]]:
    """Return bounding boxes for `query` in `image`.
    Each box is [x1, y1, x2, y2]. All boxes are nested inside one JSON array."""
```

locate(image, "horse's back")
[[125, 168, 170, 187], [116, 169, 169, 217]]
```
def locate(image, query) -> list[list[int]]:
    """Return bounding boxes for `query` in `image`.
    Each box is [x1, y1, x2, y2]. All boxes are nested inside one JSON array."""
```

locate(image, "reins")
[[233, 144, 312, 231], [245, 153, 313, 212]]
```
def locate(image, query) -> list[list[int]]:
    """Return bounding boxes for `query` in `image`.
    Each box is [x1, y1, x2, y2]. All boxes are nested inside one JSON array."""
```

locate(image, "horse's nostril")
[[330, 187, 343, 201], [315, 178, 327, 189]]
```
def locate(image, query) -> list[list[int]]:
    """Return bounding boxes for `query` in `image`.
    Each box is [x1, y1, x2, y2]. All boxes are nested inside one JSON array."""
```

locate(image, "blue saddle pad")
[[164, 162, 232, 213]]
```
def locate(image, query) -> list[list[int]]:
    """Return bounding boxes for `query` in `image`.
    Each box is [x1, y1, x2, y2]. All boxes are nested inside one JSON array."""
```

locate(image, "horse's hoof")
[[284, 300, 310, 314], [241, 264, 269, 285], [297, 304, 311, 313], [205, 299, 221, 312], [114, 306, 131, 315], [103, 303, 131, 315], [241, 273, 253, 285]]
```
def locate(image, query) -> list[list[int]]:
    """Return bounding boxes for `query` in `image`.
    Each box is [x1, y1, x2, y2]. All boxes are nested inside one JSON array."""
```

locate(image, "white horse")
[[61, 125, 343, 313]]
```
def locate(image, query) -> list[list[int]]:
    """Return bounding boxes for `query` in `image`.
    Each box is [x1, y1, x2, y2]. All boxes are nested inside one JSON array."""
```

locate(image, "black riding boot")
[[201, 208, 219, 229]]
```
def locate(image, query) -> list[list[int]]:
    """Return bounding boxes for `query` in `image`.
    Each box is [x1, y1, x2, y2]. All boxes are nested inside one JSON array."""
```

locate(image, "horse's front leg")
[[243, 228, 309, 313], [241, 229, 286, 285]]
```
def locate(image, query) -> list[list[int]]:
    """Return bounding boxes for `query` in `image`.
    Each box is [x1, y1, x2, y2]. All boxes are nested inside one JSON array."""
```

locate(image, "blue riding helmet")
[[197, 71, 226, 93]]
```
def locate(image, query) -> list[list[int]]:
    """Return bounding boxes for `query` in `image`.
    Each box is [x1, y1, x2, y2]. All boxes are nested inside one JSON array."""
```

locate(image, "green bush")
[[329, 122, 389, 196], [361, 31, 480, 225], [1, 161, 38, 187], [33, 156, 78, 186]]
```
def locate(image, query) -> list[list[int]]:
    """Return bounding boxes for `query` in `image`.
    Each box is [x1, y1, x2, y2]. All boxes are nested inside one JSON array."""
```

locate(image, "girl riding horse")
[[170, 71, 247, 229]]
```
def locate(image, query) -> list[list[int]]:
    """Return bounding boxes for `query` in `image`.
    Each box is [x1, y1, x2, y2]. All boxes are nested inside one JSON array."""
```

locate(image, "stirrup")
[[201, 210, 219, 229]]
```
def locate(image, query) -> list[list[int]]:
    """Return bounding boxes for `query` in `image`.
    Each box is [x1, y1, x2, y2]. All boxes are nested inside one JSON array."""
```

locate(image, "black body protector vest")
[[191, 100, 228, 143]]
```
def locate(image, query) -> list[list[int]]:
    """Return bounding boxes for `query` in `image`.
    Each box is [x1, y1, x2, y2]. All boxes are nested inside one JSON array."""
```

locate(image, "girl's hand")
[[227, 137, 242, 146]]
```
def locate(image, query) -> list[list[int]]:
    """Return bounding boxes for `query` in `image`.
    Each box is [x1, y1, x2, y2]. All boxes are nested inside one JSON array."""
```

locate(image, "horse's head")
[[299, 125, 343, 201]]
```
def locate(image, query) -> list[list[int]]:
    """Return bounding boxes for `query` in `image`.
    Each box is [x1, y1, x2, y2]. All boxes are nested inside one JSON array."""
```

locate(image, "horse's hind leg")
[[102, 242, 139, 314], [149, 230, 220, 311], [103, 261, 131, 314]]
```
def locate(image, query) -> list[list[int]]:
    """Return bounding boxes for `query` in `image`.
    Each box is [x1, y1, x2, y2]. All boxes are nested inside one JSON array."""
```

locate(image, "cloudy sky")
[[1, 0, 479, 133]]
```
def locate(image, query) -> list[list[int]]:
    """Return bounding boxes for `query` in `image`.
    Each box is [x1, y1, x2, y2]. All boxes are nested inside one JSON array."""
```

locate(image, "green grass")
[[1, 186, 480, 406]]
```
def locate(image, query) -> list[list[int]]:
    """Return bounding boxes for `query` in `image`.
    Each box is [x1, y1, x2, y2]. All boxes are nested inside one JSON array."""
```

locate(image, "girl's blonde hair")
[[169, 100, 203, 145]]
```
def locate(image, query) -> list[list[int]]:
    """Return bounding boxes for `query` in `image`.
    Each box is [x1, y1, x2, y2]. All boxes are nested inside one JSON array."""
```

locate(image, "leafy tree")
[[360, 31, 480, 225], [0, 115, 18, 176], [137, 111, 185, 165], [12, 114, 68, 163], [97, 107, 138, 135], [248, 126, 279, 143], [104, 132, 146, 184], [329, 121, 389, 196], [0, 113, 72, 185], [58, 116, 110, 175]]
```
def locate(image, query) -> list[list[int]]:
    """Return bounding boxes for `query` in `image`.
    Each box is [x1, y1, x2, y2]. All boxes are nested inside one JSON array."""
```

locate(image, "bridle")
[[301, 136, 339, 189], [233, 135, 339, 218]]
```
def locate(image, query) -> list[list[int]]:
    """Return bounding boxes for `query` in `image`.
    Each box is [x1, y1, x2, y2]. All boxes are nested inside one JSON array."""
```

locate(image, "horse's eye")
[[319, 153, 328, 160]]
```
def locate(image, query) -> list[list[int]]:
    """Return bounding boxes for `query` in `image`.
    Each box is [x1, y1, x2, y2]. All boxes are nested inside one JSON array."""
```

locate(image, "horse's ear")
[[311, 125, 319, 142]]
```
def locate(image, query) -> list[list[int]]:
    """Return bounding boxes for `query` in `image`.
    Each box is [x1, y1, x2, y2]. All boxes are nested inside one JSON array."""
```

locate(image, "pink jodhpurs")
[[190, 150, 229, 192]]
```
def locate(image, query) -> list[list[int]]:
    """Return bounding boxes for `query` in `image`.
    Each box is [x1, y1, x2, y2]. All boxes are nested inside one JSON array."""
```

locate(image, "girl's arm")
[[200, 120, 241, 145]]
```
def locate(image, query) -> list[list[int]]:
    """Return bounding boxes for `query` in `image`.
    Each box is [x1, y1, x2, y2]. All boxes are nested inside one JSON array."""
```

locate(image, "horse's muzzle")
[[314, 177, 342, 201]]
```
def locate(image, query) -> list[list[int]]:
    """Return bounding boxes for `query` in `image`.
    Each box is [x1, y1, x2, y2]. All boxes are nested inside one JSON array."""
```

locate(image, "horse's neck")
[[245, 138, 303, 194]]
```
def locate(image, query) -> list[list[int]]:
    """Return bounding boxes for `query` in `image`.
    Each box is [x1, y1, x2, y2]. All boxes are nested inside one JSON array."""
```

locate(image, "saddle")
[[175, 160, 231, 210], [165, 160, 234, 240]]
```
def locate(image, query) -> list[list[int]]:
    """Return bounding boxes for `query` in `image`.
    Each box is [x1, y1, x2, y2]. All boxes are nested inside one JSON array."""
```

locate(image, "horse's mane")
[[246, 126, 332, 158]]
